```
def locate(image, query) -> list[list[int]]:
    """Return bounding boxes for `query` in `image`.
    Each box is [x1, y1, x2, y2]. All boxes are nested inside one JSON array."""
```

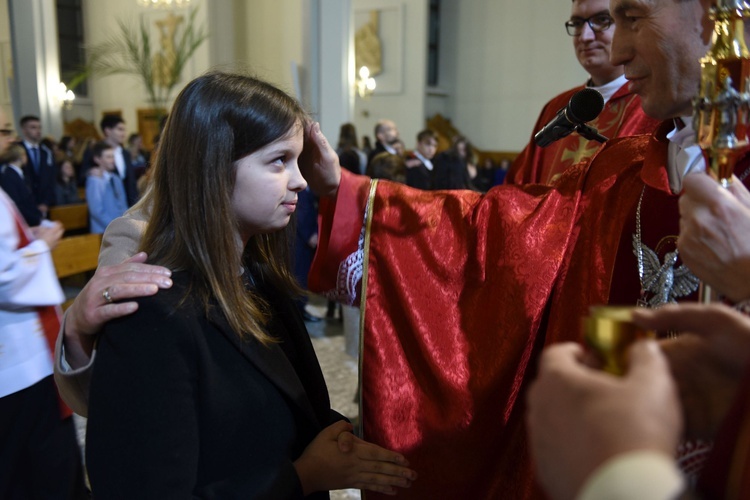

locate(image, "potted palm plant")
[[72, 6, 207, 122]]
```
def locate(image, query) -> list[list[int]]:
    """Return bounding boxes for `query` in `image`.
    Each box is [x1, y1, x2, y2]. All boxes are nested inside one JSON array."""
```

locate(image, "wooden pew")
[[49, 203, 89, 234], [52, 233, 102, 310]]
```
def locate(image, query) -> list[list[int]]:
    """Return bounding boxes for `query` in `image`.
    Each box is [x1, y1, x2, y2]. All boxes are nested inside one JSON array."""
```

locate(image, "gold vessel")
[[583, 306, 655, 376]]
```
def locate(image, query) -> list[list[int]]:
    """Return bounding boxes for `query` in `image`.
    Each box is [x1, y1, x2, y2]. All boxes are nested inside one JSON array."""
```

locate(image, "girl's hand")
[[293, 420, 417, 495]]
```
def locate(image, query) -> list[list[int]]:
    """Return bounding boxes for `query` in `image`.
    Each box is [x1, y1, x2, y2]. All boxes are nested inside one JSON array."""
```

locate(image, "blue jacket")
[[86, 172, 128, 233]]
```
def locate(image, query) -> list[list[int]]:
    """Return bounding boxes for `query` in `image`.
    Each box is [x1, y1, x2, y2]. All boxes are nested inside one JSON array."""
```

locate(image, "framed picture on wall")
[[353, 0, 405, 95]]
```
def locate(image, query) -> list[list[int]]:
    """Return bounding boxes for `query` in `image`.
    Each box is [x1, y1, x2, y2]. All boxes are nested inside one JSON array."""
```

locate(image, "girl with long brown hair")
[[84, 72, 416, 498]]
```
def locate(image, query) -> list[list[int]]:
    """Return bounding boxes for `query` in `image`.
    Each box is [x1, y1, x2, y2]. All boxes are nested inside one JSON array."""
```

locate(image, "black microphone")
[[533, 88, 607, 147]]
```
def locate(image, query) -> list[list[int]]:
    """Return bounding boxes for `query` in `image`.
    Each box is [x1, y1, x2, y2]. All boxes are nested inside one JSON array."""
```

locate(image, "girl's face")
[[231, 122, 306, 245], [61, 161, 74, 179]]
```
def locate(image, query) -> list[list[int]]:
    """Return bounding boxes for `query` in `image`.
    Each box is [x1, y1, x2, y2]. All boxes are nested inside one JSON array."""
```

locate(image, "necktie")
[[110, 176, 120, 199], [30, 147, 39, 173]]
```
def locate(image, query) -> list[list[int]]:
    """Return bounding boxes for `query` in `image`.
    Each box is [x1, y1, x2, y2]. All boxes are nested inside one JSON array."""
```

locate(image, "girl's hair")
[[337, 122, 359, 150], [3, 144, 25, 164], [366, 151, 406, 183], [140, 71, 308, 344], [58, 135, 74, 151], [57, 159, 74, 184]]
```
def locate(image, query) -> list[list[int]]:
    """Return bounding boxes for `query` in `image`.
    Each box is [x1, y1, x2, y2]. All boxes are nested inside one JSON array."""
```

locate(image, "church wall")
[[445, 0, 586, 152], [238, 0, 305, 95], [0, 0, 593, 153]]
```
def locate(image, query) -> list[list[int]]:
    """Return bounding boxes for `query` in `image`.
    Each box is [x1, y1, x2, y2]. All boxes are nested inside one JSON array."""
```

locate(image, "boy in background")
[[86, 141, 127, 234], [404, 129, 438, 190]]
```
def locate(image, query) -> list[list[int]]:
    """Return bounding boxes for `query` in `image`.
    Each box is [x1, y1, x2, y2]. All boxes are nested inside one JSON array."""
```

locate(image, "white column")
[[308, 0, 352, 142], [8, 0, 63, 138]]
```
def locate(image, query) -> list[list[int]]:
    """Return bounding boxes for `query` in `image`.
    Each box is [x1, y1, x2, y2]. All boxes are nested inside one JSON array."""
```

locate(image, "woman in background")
[[54, 159, 82, 205]]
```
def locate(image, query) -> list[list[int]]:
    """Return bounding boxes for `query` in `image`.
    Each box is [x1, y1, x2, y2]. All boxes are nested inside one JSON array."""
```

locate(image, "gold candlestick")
[[693, 0, 750, 302]]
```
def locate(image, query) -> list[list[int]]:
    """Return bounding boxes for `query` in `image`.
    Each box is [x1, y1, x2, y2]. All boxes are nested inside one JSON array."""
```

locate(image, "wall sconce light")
[[356, 66, 376, 99], [137, 0, 191, 8], [56, 82, 75, 110]]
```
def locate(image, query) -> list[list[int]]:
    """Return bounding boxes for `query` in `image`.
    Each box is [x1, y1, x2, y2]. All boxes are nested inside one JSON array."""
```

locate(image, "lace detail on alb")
[[323, 208, 367, 306]]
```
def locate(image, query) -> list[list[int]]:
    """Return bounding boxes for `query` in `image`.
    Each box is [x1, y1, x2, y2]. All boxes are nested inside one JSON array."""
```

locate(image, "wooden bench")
[[49, 203, 89, 234], [52, 233, 102, 310]]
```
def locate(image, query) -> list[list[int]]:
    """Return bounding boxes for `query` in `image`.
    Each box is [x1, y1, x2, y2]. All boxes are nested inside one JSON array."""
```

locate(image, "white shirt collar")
[[666, 116, 705, 193], [113, 145, 126, 178], [7, 163, 23, 178], [589, 74, 628, 104], [383, 143, 397, 155], [413, 151, 434, 171]]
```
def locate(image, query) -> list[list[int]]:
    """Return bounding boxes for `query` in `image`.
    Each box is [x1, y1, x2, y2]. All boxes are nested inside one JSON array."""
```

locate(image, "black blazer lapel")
[[206, 307, 320, 427]]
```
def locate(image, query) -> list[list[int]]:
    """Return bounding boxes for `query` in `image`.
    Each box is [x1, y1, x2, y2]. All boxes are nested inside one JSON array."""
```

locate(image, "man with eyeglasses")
[[507, 0, 658, 186]]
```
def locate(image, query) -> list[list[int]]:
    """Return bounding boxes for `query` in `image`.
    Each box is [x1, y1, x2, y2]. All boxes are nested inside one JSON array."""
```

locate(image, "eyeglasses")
[[565, 14, 614, 36]]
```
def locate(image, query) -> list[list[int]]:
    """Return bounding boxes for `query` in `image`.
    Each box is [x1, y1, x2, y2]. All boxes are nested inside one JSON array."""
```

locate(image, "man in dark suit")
[[366, 119, 400, 167], [405, 129, 438, 190], [0, 144, 42, 226], [432, 135, 474, 190], [82, 115, 139, 207], [18, 115, 56, 214]]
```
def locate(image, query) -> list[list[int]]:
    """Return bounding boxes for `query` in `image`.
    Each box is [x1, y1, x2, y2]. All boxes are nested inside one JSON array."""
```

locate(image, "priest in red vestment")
[[307, 0, 743, 497], [507, 0, 659, 186]]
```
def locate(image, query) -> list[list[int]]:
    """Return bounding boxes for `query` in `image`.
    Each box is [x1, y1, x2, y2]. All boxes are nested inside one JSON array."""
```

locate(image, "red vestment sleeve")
[[310, 167, 586, 498], [309, 169, 371, 305]]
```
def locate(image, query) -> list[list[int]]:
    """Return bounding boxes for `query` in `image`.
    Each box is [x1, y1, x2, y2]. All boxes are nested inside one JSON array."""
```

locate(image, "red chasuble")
[[312, 169, 583, 498], [309, 127, 750, 498], [507, 81, 659, 186]]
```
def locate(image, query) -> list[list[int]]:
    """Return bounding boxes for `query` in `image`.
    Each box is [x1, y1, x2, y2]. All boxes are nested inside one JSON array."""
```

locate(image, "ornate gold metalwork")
[[694, 0, 750, 187], [693, 1, 750, 302]]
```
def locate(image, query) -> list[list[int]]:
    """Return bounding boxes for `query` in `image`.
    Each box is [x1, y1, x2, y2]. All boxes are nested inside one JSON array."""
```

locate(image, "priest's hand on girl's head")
[[299, 121, 342, 198]]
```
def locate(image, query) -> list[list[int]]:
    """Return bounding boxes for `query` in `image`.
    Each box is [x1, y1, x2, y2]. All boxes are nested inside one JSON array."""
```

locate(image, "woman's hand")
[[63, 252, 172, 368], [294, 420, 417, 495]]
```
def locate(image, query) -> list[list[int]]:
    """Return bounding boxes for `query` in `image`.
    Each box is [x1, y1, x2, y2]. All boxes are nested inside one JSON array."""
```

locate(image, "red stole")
[[11, 210, 71, 419]]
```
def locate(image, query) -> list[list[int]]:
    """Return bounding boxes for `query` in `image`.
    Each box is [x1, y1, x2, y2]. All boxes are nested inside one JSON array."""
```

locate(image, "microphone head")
[[567, 88, 605, 123]]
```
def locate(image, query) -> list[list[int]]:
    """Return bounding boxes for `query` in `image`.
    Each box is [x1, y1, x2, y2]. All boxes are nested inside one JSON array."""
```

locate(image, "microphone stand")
[[576, 124, 608, 143]]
